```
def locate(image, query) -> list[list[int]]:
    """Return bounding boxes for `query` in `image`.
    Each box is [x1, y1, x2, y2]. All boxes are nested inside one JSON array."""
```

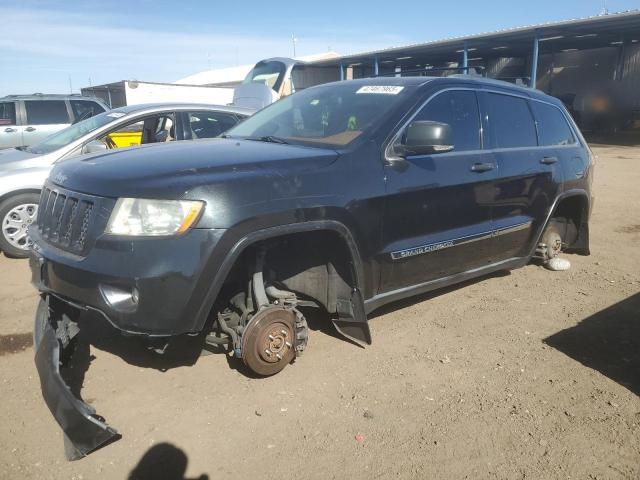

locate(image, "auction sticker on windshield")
[[356, 86, 404, 95]]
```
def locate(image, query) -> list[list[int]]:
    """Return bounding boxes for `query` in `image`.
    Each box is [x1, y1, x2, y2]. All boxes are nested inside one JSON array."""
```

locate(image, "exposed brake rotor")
[[241, 305, 308, 376]]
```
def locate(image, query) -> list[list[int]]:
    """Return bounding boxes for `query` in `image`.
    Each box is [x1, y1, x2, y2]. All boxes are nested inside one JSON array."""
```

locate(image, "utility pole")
[[601, 0, 609, 15], [68, 75, 73, 94], [292, 34, 298, 58]]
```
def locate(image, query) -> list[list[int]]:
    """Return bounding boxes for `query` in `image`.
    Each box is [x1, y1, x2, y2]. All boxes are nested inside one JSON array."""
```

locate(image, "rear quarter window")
[[531, 101, 575, 146], [487, 93, 537, 149], [25, 100, 70, 125], [0, 102, 16, 126], [70, 100, 106, 122]]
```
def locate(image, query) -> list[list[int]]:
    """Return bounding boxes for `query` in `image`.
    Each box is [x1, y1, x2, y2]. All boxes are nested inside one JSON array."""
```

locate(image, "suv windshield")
[[27, 111, 121, 155], [226, 82, 411, 147], [243, 60, 287, 92]]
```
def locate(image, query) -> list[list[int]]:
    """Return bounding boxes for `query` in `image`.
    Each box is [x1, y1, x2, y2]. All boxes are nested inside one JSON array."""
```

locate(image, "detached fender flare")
[[193, 220, 368, 336]]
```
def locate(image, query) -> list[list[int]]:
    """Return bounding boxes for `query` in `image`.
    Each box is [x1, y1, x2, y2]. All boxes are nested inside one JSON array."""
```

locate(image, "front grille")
[[36, 186, 97, 255]]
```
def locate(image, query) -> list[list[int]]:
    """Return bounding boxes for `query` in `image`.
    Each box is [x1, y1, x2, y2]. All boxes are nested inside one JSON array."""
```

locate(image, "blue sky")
[[1, 0, 638, 96]]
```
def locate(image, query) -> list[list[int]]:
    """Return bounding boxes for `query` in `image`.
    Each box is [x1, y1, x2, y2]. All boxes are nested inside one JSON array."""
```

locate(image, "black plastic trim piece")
[[34, 312, 119, 460]]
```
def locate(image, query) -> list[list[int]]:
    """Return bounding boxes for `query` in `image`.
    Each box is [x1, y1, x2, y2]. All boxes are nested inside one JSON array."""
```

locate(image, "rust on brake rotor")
[[242, 307, 297, 376]]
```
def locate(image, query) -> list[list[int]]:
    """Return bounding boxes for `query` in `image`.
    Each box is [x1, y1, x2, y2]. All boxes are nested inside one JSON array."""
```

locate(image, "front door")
[[379, 88, 497, 293]]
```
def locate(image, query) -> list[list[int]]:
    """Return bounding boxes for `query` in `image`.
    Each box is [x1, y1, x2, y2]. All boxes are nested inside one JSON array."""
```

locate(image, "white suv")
[[0, 94, 108, 150]]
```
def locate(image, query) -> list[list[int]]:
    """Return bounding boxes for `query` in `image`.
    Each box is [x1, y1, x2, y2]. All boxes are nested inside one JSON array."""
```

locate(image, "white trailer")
[[81, 80, 233, 108]]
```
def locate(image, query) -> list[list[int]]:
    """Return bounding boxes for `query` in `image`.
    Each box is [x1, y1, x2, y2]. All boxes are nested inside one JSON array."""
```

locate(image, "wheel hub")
[[2, 203, 38, 250], [260, 324, 293, 363]]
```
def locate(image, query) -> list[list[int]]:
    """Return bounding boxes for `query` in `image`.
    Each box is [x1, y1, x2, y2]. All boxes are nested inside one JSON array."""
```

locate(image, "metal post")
[[340, 63, 344, 81], [462, 41, 469, 71], [530, 34, 539, 89], [374, 55, 379, 76]]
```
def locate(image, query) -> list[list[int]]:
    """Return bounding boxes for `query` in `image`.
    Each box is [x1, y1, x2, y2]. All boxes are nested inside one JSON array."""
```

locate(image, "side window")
[[188, 111, 240, 139], [99, 120, 144, 148], [70, 100, 105, 123], [413, 90, 481, 152], [96, 114, 175, 149], [24, 100, 70, 125], [531, 102, 575, 146], [487, 93, 537, 149], [0, 102, 16, 126]]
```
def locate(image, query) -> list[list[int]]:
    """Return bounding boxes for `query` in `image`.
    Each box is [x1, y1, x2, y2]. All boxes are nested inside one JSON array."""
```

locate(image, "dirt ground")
[[0, 144, 638, 480]]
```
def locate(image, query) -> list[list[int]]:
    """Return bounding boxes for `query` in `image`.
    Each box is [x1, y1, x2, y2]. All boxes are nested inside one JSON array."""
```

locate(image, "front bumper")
[[34, 299, 118, 460], [29, 227, 226, 336]]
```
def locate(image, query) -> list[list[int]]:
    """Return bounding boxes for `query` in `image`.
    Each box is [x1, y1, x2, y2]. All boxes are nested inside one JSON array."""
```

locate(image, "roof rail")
[[1, 93, 86, 99]]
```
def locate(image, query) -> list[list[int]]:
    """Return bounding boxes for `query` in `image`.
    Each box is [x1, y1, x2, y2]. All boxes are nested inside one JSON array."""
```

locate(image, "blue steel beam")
[[462, 41, 469, 70], [530, 33, 539, 88]]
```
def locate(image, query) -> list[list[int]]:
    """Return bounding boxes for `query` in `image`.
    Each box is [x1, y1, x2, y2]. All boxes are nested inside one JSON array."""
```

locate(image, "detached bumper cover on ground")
[[34, 310, 118, 460]]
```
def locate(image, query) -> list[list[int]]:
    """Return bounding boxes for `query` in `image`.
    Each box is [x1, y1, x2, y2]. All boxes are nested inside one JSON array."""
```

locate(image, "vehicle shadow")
[[544, 292, 640, 396], [74, 311, 203, 372], [70, 303, 358, 380], [67, 270, 511, 382], [129, 443, 209, 480]]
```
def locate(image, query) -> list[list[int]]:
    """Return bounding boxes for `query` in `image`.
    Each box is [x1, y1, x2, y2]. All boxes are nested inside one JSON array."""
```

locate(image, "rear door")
[[482, 91, 561, 261], [530, 100, 584, 191], [380, 88, 498, 293], [23, 99, 72, 146], [0, 101, 22, 148]]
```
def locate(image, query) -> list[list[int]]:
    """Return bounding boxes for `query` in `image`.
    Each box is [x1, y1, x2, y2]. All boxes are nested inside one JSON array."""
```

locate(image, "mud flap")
[[34, 304, 119, 460], [333, 288, 372, 346]]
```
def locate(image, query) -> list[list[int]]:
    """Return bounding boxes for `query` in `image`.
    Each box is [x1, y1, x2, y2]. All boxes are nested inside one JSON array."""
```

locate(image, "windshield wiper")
[[247, 135, 289, 145]]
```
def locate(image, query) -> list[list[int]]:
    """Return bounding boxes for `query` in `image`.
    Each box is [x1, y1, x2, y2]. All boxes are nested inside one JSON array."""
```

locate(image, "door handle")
[[25, 127, 36, 132], [3, 127, 16, 133], [470, 162, 495, 173], [541, 156, 558, 165]]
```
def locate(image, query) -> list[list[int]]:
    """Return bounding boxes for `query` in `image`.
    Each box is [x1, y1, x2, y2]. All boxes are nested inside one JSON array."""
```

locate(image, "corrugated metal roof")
[[318, 10, 640, 63]]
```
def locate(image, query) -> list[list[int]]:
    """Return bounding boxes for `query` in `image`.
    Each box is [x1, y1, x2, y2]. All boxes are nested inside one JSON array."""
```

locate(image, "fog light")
[[100, 284, 139, 313]]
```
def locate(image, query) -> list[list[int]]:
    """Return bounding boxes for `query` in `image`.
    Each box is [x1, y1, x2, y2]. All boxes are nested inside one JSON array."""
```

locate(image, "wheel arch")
[[534, 189, 591, 256], [193, 220, 368, 334], [0, 188, 42, 205]]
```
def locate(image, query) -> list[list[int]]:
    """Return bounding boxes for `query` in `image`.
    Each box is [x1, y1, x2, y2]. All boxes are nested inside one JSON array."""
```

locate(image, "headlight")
[[106, 198, 204, 236]]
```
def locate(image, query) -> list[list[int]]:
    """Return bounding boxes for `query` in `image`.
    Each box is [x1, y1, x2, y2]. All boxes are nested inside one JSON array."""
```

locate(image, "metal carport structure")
[[304, 10, 640, 131]]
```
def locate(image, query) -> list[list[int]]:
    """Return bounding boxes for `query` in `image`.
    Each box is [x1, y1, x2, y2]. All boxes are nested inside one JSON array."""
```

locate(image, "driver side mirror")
[[81, 140, 107, 155], [398, 120, 454, 156]]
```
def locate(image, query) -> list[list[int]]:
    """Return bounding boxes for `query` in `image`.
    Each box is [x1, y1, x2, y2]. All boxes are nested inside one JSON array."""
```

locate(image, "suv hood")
[[50, 138, 339, 198]]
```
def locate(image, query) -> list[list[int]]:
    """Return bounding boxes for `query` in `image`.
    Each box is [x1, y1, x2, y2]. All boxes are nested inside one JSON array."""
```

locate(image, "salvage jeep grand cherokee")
[[29, 76, 593, 459]]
